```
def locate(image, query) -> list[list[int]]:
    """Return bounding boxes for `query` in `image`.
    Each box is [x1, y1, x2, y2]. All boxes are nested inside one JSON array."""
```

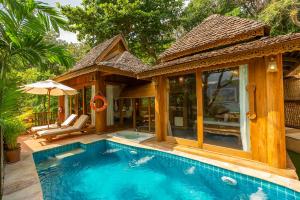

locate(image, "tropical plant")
[[0, 118, 25, 150], [0, 0, 74, 81]]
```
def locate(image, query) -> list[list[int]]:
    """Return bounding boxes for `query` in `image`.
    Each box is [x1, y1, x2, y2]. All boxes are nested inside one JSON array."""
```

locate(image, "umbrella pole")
[[48, 89, 51, 128]]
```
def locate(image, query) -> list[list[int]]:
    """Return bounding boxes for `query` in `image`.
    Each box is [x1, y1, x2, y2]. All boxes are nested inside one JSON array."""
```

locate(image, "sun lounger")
[[36, 115, 89, 141], [31, 114, 77, 132]]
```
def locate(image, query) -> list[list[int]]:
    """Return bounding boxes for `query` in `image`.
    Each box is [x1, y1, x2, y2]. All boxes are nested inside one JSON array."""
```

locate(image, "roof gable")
[[71, 34, 128, 71], [159, 14, 269, 62]]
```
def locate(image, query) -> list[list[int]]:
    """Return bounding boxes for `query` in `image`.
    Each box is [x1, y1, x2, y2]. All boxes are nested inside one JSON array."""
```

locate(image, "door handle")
[[246, 84, 256, 120]]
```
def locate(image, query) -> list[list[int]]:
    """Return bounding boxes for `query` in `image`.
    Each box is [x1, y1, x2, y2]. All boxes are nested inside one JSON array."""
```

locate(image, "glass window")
[[202, 66, 250, 151], [168, 74, 197, 140]]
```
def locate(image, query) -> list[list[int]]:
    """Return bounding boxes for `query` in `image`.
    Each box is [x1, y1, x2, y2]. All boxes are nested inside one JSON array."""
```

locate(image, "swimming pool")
[[33, 140, 300, 200]]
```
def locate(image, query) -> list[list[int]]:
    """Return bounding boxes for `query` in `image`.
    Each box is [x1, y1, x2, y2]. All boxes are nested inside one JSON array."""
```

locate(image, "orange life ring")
[[90, 95, 108, 112]]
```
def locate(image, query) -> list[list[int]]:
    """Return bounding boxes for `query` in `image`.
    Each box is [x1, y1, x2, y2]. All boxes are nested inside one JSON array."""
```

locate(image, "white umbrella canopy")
[[21, 80, 77, 96], [21, 80, 77, 127]]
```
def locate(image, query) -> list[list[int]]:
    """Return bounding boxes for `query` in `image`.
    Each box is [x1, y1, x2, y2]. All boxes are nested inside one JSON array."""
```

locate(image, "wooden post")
[[196, 69, 203, 147], [266, 54, 286, 168], [133, 99, 136, 129], [95, 73, 106, 133], [58, 96, 65, 121], [148, 97, 151, 132], [83, 87, 86, 114], [119, 99, 124, 126], [154, 76, 167, 141]]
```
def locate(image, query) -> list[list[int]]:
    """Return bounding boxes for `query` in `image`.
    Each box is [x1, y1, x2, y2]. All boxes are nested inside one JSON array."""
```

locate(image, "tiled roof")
[[138, 33, 300, 78], [70, 35, 121, 71], [159, 14, 269, 62], [98, 51, 149, 73]]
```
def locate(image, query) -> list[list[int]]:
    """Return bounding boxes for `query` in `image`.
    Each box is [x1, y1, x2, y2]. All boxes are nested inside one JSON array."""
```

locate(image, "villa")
[[55, 14, 300, 170], [4, 14, 300, 199]]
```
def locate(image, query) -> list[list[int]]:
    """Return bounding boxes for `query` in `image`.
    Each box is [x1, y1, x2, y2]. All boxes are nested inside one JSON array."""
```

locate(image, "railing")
[[32, 112, 57, 126], [0, 127, 3, 200]]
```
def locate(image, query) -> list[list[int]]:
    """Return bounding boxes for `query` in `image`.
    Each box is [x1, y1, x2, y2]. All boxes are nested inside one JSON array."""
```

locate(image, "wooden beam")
[[154, 76, 168, 141], [266, 54, 286, 168], [95, 72, 107, 133], [196, 69, 203, 147]]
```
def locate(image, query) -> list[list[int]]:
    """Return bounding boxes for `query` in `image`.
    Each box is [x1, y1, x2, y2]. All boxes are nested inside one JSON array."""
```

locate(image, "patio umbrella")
[[21, 80, 77, 127]]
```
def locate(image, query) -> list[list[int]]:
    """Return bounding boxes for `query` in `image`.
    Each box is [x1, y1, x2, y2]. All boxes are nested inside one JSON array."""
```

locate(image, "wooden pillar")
[[133, 99, 136, 129], [154, 76, 167, 141], [95, 73, 106, 133], [119, 99, 124, 126], [148, 97, 151, 132], [83, 87, 86, 114], [249, 58, 268, 164], [58, 96, 65, 121], [196, 69, 203, 147], [266, 54, 286, 168]]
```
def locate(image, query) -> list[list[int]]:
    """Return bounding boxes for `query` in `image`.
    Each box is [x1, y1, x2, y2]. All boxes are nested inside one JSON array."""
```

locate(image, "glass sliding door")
[[202, 66, 250, 151], [168, 74, 197, 140]]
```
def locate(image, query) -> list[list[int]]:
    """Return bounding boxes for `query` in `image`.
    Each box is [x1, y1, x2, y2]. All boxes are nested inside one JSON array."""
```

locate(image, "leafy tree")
[[181, 0, 300, 35], [258, 0, 300, 35], [61, 0, 183, 63], [0, 0, 74, 128]]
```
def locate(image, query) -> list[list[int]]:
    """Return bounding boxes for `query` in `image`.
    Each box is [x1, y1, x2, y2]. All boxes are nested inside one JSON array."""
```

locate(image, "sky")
[[42, 0, 191, 43], [42, 0, 81, 43]]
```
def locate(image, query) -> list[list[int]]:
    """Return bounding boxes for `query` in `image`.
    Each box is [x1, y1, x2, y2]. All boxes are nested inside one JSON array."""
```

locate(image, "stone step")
[[55, 148, 85, 159]]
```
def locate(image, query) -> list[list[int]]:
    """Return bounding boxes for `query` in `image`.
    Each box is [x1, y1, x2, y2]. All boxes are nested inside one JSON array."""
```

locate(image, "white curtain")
[[239, 65, 250, 151], [106, 85, 114, 126], [64, 95, 69, 119], [91, 85, 96, 126]]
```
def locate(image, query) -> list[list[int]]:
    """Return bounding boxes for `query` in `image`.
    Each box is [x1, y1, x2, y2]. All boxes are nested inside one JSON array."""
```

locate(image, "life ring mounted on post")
[[90, 95, 108, 112]]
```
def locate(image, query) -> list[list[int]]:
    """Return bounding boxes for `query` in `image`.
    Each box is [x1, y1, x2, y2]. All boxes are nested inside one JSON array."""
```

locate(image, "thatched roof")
[[55, 34, 149, 81], [159, 14, 269, 62], [139, 33, 300, 78], [98, 51, 149, 73], [71, 35, 121, 71]]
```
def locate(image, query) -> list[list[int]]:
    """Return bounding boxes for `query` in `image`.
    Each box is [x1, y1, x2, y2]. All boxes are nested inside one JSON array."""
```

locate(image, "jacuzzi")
[[109, 130, 155, 143]]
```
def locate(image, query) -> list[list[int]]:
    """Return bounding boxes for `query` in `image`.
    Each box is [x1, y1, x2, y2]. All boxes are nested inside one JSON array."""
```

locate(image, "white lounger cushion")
[[31, 114, 77, 132], [36, 115, 89, 137], [61, 114, 77, 127], [31, 124, 58, 132]]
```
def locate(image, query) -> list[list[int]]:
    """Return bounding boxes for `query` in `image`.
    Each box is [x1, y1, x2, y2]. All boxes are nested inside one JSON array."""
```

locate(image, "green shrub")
[[0, 118, 26, 150]]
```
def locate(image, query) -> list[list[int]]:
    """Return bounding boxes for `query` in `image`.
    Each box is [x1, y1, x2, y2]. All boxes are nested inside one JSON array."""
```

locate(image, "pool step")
[[55, 148, 85, 159]]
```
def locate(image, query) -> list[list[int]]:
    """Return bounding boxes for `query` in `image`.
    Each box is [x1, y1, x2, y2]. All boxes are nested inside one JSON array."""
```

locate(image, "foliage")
[[60, 0, 183, 63], [0, 118, 25, 150], [258, 0, 300, 35], [181, 0, 300, 35]]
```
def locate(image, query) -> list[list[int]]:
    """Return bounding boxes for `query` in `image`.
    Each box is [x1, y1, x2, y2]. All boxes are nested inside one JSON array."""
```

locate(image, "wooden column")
[[83, 87, 86, 114], [119, 99, 124, 126], [249, 58, 268, 164], [95, 73, 106, 133], [133, 99, 136, 129], [148, 97, 151, 132], [196, 69, 203, 147], [154, 76, 167, 141], [58, 96, 65, 121], [266, 54, 286, 168]]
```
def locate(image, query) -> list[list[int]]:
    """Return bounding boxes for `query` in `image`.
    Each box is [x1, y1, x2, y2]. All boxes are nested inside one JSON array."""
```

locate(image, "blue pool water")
[[33, 140, 300, 200]]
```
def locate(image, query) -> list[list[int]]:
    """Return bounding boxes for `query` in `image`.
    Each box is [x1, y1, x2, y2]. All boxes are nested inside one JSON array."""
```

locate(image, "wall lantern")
[[267, 56, 278, 72]]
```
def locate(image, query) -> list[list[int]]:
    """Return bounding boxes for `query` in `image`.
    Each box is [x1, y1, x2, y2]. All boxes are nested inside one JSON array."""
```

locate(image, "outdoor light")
[[267, 57, 278, 72], [179, 76, 184, 84]]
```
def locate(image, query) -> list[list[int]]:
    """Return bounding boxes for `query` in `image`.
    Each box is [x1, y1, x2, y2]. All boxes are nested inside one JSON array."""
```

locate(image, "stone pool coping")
[[3, 133, 300, 200]]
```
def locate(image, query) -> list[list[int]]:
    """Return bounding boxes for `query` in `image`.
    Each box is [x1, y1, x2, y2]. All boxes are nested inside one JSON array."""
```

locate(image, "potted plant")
[[1, 118, 25, 163]]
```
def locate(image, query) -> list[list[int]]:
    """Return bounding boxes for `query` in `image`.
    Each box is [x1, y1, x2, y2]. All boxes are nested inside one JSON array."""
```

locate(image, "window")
[[168, 74, 197, 140], [202, 66, 250, 151]]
